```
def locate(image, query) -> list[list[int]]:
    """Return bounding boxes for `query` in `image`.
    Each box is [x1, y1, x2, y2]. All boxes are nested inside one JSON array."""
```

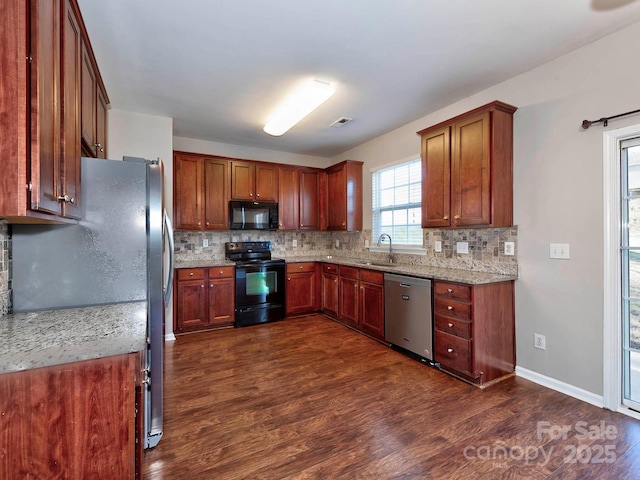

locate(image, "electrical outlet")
[[203, 239, 209, 247], [335, 239, 340, 248], [292, 239, 297, 247], [365, 239, 370, 248], [534, 333, 546, 350], [435, 240, 442, 253], [456, 241, 469, 254], [550, 243, 570, 259], [505, 242, 515, 256]]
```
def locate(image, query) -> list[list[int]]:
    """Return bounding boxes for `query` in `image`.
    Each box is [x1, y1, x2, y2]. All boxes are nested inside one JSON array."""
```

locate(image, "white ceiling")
[[78, 0, 640, 158]]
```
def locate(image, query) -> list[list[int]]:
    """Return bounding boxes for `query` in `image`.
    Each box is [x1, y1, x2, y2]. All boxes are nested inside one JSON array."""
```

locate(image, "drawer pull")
[[288, 277, 291, 281], [299, 265, 303, 269], [201, 285, 204, 288], [448, 322, 454, 328], [219, 270, 223, 274], [447, 305, 453, 311], [447, 288, 453, 293], [447, 348, 454, 353], [210, 284, 214, 288], [189, 272, 194, 276]]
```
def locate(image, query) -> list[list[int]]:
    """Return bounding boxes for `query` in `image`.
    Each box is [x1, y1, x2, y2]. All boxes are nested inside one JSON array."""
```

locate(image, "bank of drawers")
[[433, 281, 474, 377]]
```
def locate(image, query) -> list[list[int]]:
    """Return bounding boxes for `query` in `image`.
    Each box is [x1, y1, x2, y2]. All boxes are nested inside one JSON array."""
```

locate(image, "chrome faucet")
[[377, 233, 394, 264]]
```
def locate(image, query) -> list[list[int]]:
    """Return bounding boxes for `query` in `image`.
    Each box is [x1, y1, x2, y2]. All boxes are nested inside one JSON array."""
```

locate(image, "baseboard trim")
[[165, 333, 176, 342], [515, 366, 604, 408]]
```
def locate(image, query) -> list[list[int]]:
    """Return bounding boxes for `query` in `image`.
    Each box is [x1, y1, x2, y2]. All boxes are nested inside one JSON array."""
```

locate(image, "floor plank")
[[143, 315, 640, 479]]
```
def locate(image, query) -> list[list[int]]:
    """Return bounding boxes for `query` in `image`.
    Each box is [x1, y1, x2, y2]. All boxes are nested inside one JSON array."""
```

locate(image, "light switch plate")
[[435, 240, 442, 253], [335, 239, 340, 248], [456, 242, 469, 254], [292, 239, 297, 247], [550, 243, 570, 259], [203, 239, 209, 247]]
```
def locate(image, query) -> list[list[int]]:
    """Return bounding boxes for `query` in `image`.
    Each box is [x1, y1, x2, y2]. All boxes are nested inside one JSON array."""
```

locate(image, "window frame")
[[371, 156, 425, 252]]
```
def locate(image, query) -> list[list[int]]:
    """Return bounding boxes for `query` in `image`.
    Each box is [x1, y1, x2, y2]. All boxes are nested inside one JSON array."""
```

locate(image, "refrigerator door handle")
[[163, 210, 175, 307]]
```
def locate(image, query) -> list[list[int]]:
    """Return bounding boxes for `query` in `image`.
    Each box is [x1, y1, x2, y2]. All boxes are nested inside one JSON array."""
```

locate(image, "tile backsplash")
[[175, 226, 518, 275], [0, 221, 11, 316]]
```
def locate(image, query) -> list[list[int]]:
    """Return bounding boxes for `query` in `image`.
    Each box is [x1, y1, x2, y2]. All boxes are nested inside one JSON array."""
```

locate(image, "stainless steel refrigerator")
[[12, 156, 174, 449]]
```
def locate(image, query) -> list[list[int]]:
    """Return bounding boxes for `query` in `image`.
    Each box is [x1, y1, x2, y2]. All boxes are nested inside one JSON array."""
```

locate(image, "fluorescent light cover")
[[263, 79, 335, 136]]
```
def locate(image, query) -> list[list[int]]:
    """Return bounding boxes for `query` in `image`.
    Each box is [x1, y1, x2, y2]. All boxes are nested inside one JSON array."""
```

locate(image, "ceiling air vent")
[[330, 116, 353, 127]]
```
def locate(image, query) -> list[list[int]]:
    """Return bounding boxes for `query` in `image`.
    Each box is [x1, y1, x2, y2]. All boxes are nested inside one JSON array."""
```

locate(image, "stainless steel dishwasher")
[[384, 273, 433, 360]]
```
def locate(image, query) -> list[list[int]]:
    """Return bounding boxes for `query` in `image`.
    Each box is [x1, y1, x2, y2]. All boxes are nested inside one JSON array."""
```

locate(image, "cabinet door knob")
[[201, 285, 205, 288], [197, 221, 201, 226], [447, 348, 454, 353], [249, 193, 253, 197], [454, 215, 460, 220], [57, 194, 75, 204], [447, 288, 453, 293], [448, 322, 454, 328], [334, 279, 337, 283], [342, 222, 346, 226], [443, 215, 449, 220], [256, 193, 260, 197], [447, 305, 453, 311], [287, 277, 291, 281], [210, 284, 214, 288], [206, 222, 210, 226], [279, 223, 283, 227]]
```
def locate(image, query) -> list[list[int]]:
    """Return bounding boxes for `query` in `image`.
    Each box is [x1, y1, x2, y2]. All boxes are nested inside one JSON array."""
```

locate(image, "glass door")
[[621, 137, 640, 410]]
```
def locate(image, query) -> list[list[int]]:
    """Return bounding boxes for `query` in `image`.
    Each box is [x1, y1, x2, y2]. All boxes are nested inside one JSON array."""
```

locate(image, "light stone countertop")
[[0, 301, 147, 374], [175, 255, 517, 284]]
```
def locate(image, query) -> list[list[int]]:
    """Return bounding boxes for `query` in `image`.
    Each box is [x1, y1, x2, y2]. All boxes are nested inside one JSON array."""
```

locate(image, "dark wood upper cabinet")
[[1, 0, 109, 223], [418, 101, 516, 228], [326, 160, 363, 231], [173, 152, 230, 231], [231, 160, 278, 201], [299, 169, 322, 230], [278, 166, 300, 230], [81, 40, 108, 159]]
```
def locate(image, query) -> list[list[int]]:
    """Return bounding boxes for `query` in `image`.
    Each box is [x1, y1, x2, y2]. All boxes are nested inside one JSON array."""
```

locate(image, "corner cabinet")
[[418, 101, 516, 228], [173, 152, 230, 231], [326, 160, 363, 231], [1, 0, 109, 223], [433, 280, 515, 386]]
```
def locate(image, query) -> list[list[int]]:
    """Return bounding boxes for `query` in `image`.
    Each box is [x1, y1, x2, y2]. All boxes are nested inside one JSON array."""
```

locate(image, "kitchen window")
[[372, 158, 422, 247]]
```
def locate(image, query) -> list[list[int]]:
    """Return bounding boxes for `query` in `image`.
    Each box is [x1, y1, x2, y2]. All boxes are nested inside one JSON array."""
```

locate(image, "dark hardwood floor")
[[144, 315, 640, 479]]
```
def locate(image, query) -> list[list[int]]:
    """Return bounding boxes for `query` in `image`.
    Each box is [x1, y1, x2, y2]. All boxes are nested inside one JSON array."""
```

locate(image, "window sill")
[[368, 245, 427, 255]]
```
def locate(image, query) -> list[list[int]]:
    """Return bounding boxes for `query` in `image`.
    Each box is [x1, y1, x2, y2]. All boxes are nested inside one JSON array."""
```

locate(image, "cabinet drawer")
[[435, 330, 472, 376], [177, 268, 205, 281], [359, 269, 383, 285], [434, 297, 471, 321], [322, 263, 338, 274], [208, 266, 234, 278], [435, 315, 471, 339], [434, 282, 471, 302], [339, 266, 359, 279], [287, 262, 316, 273]]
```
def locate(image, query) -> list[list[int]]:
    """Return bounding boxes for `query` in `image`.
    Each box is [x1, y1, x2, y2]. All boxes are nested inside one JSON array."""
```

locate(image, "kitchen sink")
[[355, 261, 399, 268]]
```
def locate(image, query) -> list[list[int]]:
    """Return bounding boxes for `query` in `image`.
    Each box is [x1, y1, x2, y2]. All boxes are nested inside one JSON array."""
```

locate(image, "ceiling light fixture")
[[263, 79, 335, 136]]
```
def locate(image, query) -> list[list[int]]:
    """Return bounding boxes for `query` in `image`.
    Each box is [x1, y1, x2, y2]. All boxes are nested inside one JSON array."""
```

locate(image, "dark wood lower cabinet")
[[0, 353, 141, 479], [174, 267, 235, 334], [286, 262, 319, 316], [322, 264, 385, 341], [433, 279, 515, 386], [320, 264, 339, 318]]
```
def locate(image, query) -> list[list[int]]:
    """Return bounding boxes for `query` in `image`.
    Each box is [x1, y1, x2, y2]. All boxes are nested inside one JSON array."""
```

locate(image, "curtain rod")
[[581, 108, 640, 129]]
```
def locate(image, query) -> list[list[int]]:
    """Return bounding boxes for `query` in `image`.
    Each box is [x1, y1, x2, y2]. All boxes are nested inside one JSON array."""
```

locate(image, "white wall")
[[108, 109, 175, 339], [173, 136, 332, 169], [334, 21, 640, 396]]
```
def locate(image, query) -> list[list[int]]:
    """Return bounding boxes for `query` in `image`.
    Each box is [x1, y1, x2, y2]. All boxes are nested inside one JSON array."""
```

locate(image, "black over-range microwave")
[[229, 200, 279, 230]]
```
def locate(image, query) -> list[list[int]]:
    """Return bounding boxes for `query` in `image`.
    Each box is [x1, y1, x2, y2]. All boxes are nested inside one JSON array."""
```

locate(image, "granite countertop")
[[175, 255, 517, 285], [0, 301, 147, 374]]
